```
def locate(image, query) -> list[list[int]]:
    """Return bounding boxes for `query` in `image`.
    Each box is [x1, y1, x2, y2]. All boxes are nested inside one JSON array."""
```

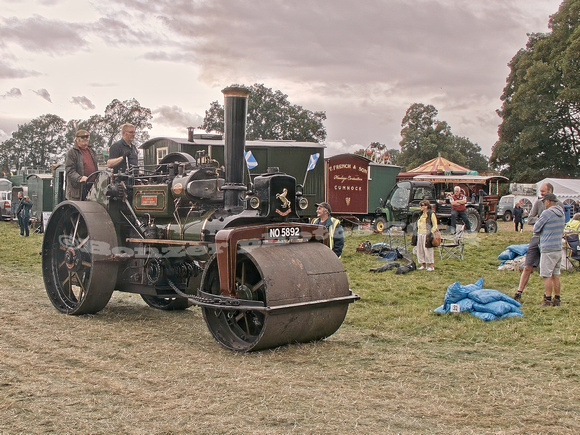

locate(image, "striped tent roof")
[[407, 156, 470, 174]]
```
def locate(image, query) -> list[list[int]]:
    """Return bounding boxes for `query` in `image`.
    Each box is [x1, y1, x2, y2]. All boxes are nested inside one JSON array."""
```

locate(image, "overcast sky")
[[0, 0, 564, 157]]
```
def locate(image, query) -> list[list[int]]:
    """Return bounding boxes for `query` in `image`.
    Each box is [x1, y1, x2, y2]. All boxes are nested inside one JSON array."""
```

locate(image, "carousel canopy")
[[397, 156, 474, 179], [408, 156, 470, 173]]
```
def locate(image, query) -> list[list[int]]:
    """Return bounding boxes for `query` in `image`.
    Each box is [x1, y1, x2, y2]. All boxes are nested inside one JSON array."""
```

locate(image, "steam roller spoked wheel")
[[42, 201, 119, 315], [200, 242, 351, 352]]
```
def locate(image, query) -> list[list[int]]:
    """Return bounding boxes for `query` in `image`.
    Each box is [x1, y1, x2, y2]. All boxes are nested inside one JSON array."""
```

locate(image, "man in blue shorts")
[[533, 193, 565, 306]]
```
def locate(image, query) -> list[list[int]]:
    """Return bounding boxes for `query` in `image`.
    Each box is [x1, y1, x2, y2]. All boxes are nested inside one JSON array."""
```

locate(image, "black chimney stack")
[[221, 86, 249, 210]]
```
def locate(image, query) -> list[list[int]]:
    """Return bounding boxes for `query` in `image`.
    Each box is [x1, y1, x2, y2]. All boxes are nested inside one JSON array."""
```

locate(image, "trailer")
[[326, 154, 401, 230]]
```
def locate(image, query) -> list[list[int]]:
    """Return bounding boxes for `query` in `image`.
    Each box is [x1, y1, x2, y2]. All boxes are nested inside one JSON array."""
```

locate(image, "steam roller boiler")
[[41, 86, 358, 352]]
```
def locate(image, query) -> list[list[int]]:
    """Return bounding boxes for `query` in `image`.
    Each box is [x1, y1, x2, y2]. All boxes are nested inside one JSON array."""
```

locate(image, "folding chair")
[[382, 227, 408, 254], [563, 231, 580, 272], [439, 224, 465, 260]]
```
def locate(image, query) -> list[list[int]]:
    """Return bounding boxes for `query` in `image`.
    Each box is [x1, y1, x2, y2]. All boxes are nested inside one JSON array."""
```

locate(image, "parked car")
[[497, 194, 536, 221], [1, 191, 12, 220]]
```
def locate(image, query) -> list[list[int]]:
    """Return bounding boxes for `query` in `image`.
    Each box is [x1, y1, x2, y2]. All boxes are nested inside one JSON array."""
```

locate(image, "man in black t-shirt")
[[107, 123, 138, 173]]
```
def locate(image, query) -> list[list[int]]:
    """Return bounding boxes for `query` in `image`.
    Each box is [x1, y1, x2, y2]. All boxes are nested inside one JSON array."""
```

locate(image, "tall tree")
[[0, 114, 67, 172], [201, 83, 327, 142], [87, 98, 153, 153], [398, 103, 488, 171], [491, 0, 580, 181]]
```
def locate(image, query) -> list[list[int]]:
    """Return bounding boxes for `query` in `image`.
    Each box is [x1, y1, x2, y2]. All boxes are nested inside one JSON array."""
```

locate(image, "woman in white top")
[[416, 200, 439, 271]]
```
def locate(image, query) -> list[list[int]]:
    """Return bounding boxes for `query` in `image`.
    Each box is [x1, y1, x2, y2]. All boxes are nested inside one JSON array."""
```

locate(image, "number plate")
[[266, 226, 302, 240]]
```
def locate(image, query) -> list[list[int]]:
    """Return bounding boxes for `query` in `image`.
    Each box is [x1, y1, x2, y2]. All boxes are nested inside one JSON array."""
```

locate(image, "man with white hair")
[[449, 186, 472, 234]]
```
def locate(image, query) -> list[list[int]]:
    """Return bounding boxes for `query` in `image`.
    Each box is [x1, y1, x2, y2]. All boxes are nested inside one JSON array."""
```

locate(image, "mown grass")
[[1, 219, 579, 433], [0, 220, 43, 272], [3, 219, 577, 351], [341, 222, 579, 350]]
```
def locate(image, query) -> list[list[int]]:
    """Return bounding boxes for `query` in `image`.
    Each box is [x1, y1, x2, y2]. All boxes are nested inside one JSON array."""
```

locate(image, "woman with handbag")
[[414, 200, 439, 271]]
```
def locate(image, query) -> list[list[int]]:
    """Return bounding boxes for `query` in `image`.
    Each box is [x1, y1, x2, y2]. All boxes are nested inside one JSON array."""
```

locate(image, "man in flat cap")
[[533, 192, 565, 307], [313, 202, 344, 257], [65, 129, 98, 201]]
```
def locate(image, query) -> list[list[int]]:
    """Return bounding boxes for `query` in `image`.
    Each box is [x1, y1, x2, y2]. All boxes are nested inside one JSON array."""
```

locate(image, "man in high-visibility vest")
[[313, 202, 344, 257]]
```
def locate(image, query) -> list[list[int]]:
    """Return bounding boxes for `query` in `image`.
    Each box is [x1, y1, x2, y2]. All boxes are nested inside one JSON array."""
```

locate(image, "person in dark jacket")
[[513, 201, 524, 232], [16, 192, 32, 236], [65, 129, 98, 201]]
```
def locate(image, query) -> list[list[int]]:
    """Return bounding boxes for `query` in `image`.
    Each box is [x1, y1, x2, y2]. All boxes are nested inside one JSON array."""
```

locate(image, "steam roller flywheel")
[[201, 242, 351, 352]]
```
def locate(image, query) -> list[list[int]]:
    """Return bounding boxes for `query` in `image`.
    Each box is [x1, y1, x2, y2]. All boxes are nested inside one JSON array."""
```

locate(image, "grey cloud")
[[92, 17, 160, 46], [1, 88, 22, 98], [95, 0, 530, 96], [70, 96, 96, 110], [0, 62, 39, 79], [153, 105, 203, 130], [0, 15, 86, 54], [33, 89, 52, 103]]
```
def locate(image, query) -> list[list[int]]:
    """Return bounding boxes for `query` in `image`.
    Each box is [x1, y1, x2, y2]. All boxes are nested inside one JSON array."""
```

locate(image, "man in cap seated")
[[65, 129, 98, 201]]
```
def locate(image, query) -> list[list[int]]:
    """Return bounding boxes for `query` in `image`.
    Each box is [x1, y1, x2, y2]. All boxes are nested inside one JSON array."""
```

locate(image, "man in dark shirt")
[[107, 123, 138, 173]]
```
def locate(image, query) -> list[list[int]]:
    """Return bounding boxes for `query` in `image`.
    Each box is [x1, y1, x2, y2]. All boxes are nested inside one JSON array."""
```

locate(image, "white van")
[[1, 191, 12, 220], [497, 194, 537, 221]]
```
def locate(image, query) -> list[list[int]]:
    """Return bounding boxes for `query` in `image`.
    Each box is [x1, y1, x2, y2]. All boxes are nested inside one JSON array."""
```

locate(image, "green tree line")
[[491, 0, 580, 181], [354, 103, 490, 172], [0, 99, 152, 174]]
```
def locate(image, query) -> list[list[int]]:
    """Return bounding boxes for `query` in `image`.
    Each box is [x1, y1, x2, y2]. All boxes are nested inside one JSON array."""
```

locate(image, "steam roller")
[[41, 86, 358, 352]]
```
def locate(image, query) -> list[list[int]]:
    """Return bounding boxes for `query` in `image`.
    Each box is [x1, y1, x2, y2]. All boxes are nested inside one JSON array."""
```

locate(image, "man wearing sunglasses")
[[64, 129, 98, 201], [107, 123, 139, 174]]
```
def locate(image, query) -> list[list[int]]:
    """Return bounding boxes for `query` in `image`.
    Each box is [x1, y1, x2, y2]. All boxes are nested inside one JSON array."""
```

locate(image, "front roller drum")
[[201, 242, 352, 352], [42, 201, 119, 315]]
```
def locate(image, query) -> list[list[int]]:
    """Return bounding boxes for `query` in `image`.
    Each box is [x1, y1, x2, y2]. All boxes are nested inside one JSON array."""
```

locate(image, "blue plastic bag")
[[497, 249, 516, 261], [444, 278, 484, 305], [470, 311, 498, 321], [508, 244, 528, 257], [472, 301, 522, 317], [468, 289, 522, 307]]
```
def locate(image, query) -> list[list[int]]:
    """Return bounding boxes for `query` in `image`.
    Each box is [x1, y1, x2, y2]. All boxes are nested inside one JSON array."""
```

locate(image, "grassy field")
[[0, 219, 578, 434]]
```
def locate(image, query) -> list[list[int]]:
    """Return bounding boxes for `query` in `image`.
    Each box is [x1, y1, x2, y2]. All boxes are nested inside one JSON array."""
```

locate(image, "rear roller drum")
[[200, 242, 351, 352], [42, 201, 119, 315]]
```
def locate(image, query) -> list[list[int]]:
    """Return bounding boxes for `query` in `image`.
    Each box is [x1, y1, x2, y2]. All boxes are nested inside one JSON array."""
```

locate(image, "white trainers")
[[418, 266, 426, 270], [427, 267, 434, 271]]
